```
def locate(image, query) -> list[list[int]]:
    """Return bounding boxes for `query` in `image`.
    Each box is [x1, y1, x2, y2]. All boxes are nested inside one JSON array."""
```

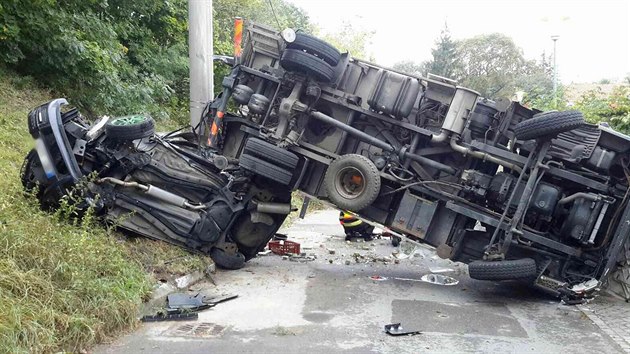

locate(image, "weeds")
[[0, 66, 207, 352]]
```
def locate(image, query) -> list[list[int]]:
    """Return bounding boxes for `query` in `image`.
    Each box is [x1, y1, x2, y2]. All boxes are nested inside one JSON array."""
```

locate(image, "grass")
[[0, 66, 208, 353]]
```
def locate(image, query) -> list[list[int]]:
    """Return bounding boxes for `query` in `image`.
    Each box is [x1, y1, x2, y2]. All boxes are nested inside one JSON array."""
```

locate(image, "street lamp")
[[551, 35, 559, 108]]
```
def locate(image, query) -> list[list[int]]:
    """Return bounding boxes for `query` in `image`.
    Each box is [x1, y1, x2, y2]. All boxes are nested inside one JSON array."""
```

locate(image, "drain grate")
[[170, 322, 226, 338]]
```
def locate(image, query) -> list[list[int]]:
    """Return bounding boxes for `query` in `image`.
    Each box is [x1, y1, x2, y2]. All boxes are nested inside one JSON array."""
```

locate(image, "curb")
[[578, 304, 630, 353]]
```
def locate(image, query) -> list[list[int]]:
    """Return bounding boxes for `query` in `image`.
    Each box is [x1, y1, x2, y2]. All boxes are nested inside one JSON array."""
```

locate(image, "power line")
[[266, 0, 282, 29]]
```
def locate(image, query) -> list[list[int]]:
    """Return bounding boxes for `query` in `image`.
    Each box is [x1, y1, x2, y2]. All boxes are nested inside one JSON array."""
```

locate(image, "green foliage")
[[394, 31, 555, 107], [453, 33, 527, 98], [574, 86, 630, 134], [423, 23, 458, 78], [0, 66, 152, 353], [0, 0, 311, 126], [0, 65, 210, 353], [0, 0, 190, 122], [322, 22, 374, 60], [392, 60, 424, 77]]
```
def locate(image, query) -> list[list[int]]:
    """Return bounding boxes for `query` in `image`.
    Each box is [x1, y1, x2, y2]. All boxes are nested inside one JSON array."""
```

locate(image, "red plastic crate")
[[268, 240, 300, 255]]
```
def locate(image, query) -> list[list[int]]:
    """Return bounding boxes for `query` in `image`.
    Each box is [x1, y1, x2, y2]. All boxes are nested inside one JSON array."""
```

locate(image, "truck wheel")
[[280, 49, 336, 83], [286, 32, 341, 66], [324, 154, 381, 211], [514, 111, 584, 141], [105, 114, 155, 140], [243, 138, 298, 170], [468, 258, 537, 281], [210, 247, 246, 270], [239, 154, 294, 185]]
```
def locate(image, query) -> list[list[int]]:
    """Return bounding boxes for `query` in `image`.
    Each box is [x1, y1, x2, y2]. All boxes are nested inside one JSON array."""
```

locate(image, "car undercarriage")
[[21, 22, 630, 300]]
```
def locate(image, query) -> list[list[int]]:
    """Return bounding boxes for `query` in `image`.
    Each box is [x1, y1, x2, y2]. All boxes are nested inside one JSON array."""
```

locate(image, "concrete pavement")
[[96, 209, 628, 353]]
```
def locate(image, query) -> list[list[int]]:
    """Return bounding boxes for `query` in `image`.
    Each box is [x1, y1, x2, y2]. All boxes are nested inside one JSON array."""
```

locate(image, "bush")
[[0, 66, 153, 353], [574, 86, 630, 134]]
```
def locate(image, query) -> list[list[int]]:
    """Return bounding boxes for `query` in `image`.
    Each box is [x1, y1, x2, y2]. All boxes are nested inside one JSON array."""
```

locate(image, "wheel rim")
[[335, 166, 366, 199], [111, 115, 147, 126]]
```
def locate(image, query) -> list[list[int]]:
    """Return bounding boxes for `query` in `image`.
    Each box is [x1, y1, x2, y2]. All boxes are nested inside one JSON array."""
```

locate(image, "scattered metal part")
[[428, 267, 455, 273], [392, 274, 459, 286], [141, 311, 199, 322], [384, 323, 422, 336], [168, 293, 212, 311]]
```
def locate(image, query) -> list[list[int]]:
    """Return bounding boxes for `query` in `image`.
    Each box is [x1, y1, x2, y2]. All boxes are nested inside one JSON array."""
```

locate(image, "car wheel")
[[210, 247, 246, 270], [280, 49, 336, 83], [20, 149, 45, 197], [468, 258, 537, 281], [105, 114, 155, 140], [286, 32, 341, 66], [514, 111, 584, 141], [324, 154, 381, 211]]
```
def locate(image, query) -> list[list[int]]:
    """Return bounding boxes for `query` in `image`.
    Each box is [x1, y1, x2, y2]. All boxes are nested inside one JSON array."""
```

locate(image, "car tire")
[[280, 49, 336, 83], [21, 149, 45, 197], [468, 258, 537, 281], [243, 138, 298, 170], [286, 32, 341, 66], [324, 154, 381, 211], [514, 111, 584, 141], [239, 154, 294, 185], [105, 114, 155, 140], [210, 247, 246, 270]]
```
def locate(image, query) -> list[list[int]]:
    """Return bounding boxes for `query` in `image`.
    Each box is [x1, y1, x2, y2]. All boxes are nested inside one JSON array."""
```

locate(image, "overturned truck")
[[22, 22, 630, 299]]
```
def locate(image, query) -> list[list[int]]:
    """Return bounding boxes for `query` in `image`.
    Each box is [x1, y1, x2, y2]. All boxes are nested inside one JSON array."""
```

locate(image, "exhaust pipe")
[[98, 177, 207, 210]]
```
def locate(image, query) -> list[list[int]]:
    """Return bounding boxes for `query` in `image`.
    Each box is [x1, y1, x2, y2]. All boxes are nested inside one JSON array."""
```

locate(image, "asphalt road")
[[97, 209, 628, 353]]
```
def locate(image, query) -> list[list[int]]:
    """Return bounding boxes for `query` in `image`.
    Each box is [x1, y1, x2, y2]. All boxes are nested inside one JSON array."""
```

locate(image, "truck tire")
[[243, 138, 298, 170], [324, 154, 381, 211], [239, 154, 293, 185], [468, 258, 537, 281], [514, 111, 584, 141], [105, 114, 155, 140], [210, 247, 245, 270], [280, 49, 336, 83], [287, 32, 341, 66]]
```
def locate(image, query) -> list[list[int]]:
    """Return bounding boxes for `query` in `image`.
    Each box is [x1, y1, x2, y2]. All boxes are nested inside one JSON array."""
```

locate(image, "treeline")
[[0, 0, 310, 124], [392, 25, 555, 109]]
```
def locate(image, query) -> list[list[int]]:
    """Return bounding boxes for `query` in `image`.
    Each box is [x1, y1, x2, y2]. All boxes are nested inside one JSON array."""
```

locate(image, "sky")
[[285, 0, 630, 84]]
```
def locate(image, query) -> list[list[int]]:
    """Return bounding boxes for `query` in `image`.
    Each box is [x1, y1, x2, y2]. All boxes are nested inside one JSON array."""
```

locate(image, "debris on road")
[[141, 292, 238, 322], [268, 240, 301, 255], [141, 311, 199, 322], [257, 250, 272, 256], [370, 275, 388, 281], [391, 274, 459, 286], [428, 266, 456, 273], [384, 323, 422, 336]]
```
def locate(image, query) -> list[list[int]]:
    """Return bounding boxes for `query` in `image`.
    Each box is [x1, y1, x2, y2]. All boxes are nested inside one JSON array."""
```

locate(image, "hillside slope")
[[0, 68, 208, 352]]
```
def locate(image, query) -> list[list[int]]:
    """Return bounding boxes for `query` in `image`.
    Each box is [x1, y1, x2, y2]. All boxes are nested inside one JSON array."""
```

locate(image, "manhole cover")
[[169, 322, 226, 338]]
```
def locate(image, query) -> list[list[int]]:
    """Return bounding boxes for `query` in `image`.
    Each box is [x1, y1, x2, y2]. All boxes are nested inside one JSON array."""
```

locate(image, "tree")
[[0, 0, 312, 124], [322, 21, 374, 60], [392, 60, 425, 77], [574, 86, 630, 133], [451, 33, 529, 98], [424, 23, 458, 78]]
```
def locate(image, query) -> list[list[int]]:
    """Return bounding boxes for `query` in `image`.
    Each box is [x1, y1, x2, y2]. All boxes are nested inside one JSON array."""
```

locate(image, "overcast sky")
[[286, 0, 630, 84]]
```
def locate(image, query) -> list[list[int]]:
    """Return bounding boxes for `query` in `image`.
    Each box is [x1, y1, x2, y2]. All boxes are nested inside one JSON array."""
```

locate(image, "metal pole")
[[189, 0, 214, 129], [551, 35, 559, 108]]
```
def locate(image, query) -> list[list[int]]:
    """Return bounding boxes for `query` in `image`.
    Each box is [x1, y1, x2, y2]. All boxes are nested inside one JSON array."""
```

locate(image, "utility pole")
[[188, 0, 213, 129], [551, 35, 559, 108]]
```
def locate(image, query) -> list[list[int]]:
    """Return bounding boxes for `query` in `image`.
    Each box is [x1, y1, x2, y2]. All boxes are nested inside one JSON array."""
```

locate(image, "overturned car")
[[21, 22, 630, 299]]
